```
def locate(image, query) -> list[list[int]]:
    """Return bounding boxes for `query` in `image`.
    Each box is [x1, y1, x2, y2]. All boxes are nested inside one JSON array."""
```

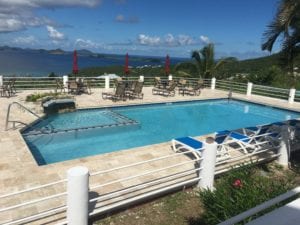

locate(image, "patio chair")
[[0, 83, 11, 97], [154, 77, 163, 88], [55, 79, 64, 93], [184, 79, 202, 96], [111, 82, 126, 101], [8, 78, 16, 94], [172, 136, 230, 161], [127, 81, 144, 99], [102, 82, 126, 101], [152, 80, 176, 96], [178, 79, 187, 95], [68, 80, 79, 95]]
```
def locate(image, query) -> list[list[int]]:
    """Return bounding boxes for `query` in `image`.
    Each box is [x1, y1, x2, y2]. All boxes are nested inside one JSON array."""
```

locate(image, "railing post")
[[105, 76, 110, 89], [0, 75, 3, 86], [139, 75, 144, 82], [63, 75, 68, 93], [247, 82, 253, 97], [278, 125, 290, 166], [198, 137, 217, 190], [168, 75, 172, 80], [67, 166, 89, 225], [288, 88, 296, 104], [211, 77, 216, 90]]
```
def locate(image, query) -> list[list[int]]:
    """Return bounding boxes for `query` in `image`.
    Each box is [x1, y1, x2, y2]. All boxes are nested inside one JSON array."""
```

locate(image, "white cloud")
[[115, 14, 139, 23], [75, 38, 102, 49], [13, 35, 37, 45], [165, 34, 176, 46], [138, 34, 161, 46], [0, 0, 102, 32], [115, 14, 125, 22], [178, 34, 194, 45], [200, 35, 210, 44], [46, 26, 65, 40], [138, 33, 197, 47]]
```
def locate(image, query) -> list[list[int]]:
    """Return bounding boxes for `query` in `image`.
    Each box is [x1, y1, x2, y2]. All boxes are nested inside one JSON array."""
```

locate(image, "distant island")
[[0, 46, 189, 77]]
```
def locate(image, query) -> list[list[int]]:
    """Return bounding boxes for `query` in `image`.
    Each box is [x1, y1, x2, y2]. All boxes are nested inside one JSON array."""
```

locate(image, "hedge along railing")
[[215, 80, 248, 94], [252, 84, 290, 100]]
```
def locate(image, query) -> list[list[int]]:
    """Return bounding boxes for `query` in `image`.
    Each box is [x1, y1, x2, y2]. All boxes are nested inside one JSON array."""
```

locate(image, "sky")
[[0, 0, 281, 59]]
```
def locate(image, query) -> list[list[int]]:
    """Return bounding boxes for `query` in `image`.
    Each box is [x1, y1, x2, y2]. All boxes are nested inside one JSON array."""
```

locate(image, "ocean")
[[0, 49, 187, 77]]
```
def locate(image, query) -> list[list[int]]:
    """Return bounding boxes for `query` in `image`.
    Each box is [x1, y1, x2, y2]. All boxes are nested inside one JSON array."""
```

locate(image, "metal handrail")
[[5, 101, 41, 131]]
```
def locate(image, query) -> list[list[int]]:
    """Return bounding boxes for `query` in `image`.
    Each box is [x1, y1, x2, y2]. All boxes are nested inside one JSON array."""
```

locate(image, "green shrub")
[[25, 92, 65, 102], [199, 164, 294, 225]]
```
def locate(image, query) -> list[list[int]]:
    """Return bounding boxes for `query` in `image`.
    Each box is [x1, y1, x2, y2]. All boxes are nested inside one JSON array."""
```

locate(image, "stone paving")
[[0, 87, 299, 224]]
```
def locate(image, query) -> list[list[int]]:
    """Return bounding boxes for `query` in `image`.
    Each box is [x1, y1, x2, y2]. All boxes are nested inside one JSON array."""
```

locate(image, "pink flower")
[[233, 179, 243, 188]]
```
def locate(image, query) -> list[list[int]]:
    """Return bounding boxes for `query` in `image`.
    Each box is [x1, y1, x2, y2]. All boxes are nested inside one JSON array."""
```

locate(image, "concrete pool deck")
[[0, 87, 299, 224]]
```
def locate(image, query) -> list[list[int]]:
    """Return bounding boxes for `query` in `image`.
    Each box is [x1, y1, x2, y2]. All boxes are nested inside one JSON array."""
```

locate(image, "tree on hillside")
[[262, 0, 300, 85], [176, 43, 232, 79]]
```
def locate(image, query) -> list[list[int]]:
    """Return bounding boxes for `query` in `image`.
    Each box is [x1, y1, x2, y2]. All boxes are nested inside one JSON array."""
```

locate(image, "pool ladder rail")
[[5, 101, 41, 131]]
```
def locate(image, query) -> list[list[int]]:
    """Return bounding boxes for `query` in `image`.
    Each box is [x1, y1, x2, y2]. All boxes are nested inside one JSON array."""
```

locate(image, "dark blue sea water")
[[0, 49, 187, 77]]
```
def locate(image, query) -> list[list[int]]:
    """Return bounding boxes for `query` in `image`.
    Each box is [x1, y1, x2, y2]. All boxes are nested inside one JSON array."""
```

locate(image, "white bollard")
[[211, 77, 216, 90], [105, 76, 110, 89], [168, 75, 172, 80], [277, 125, 290, 166], [247, 82, 253, 97], [288, 88, 296, 104], [0, 75, 3, 86], [139, 75, 144, 82], [198, 137, 218, 190], [63, 75, 68, 92], [67, 166, 89, 225]]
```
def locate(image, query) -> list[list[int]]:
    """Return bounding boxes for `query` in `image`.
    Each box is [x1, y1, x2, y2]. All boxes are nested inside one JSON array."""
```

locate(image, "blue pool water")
[[22, 99, 300, 165]]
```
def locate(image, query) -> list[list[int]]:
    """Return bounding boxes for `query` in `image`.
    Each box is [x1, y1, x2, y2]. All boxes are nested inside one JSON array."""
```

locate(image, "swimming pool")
[[22, 99, 300, 165]]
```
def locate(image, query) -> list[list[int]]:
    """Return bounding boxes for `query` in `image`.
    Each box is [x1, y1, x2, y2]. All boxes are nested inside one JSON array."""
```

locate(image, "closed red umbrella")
[[72, 50, 79, 74], [124, 53, 130, 76], [165, 54, 170, 76]]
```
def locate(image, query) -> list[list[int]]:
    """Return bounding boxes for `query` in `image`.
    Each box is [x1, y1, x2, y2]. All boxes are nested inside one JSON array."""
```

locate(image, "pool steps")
[[22, 110, 139, 136]]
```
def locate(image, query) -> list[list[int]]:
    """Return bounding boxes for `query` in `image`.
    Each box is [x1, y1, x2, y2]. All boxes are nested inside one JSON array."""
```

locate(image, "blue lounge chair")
[[172, 136, 230, 161], [215, 130, 261, 154], [172, 137, 203, 159]]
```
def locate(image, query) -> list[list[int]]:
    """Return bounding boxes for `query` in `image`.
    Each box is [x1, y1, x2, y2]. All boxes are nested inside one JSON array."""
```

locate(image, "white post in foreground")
[[63, 75, 68, 93], [211, 77, 216, 90], [168, 75, 172, 80], [105, 76, 110, 90], [139, 75, 144, 82], [0, 75, 3, 86], [67, 166, 89, 225], [198, 137, 218, 190], [278, 125, 290, 166], [288, 88, 296, 104], [246, 82, 253, 97]]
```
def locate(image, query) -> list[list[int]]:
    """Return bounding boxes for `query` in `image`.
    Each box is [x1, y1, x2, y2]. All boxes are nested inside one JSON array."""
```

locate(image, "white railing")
[[4, 75, 296, 102], [215, 80, 248, 94], [0, 125, 286, 225], [252, 84, 290, 100], [0, 178, 67, 225], [218, 186, 300, 225], [2, 76, 211, 90], [0, 146, 204, 225]]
